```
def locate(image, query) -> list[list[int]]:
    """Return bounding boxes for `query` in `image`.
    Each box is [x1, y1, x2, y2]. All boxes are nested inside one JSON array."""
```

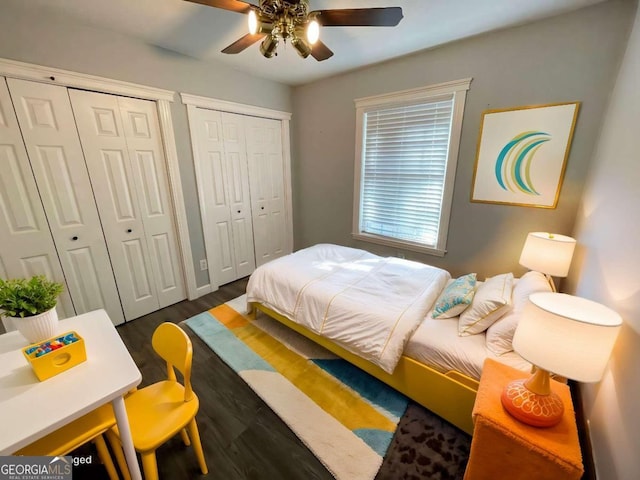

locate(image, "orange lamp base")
[[501, 379, 565, 427]]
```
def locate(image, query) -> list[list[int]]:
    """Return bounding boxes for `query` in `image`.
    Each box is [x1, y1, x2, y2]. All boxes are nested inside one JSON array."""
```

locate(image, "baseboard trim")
[[191, 283, 213, 300]]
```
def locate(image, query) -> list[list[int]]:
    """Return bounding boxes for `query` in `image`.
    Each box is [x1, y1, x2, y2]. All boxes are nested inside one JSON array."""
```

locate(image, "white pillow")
[[458, 273, 514, 336], [486, 271, 552, 355]]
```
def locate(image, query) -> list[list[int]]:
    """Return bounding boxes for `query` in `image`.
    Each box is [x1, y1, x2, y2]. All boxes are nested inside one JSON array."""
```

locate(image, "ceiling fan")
[[185, 0, 403, 61]]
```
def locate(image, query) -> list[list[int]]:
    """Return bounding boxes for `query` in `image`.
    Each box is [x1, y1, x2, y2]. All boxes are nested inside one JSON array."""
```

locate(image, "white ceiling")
[[15, 0, 606, 86]]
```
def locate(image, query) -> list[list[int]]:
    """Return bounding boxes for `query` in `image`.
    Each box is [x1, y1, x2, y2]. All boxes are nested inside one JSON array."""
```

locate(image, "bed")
[[246, 244, 542, 434]]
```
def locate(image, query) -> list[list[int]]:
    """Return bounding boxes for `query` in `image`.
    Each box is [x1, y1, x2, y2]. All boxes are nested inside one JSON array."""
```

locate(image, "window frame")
[[352, 78, 472, 256]]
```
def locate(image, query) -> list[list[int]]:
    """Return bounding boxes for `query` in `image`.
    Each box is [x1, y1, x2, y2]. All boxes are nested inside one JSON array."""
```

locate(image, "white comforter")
[[246, 244, 450, 373]]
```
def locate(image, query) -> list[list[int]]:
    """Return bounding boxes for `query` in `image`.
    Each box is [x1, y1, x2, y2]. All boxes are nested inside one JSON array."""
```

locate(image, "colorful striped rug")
[[184, 295, 408, 480]]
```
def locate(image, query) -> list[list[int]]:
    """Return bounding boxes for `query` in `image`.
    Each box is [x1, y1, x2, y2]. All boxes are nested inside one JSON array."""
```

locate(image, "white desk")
[[0, 309, 143, 480]]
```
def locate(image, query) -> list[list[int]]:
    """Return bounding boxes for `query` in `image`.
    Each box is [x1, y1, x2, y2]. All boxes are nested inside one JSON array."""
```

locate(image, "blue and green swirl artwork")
[[495, 131, 550, 195]]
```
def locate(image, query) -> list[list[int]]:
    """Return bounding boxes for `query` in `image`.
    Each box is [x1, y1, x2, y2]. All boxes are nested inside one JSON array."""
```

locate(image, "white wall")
[[564, 3, 640, 479]]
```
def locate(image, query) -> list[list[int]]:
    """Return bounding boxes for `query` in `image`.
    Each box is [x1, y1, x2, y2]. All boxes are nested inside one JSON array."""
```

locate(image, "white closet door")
[[7, 78, 125, 326], [194, 109, 235, 285], [193, 109, 255, 286], [221, 112, 256, 278], [117, 96, 186, 308], [68, 89, 158, 320], [0, 78, 74, 320], [69, 89, 186, 317], [245, 116, 286, 266]]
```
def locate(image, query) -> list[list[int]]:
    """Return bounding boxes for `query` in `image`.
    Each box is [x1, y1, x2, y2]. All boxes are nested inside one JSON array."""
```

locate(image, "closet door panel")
[[6, 78, 121, 323], [227, 148, 254, 277], [68, 89, 158, 320], [122, 239, 155, 300], [65, 248, 110, 312], [99, 149, 156, 313], [199, 119, 237, 286], [232, 215, 254, 274], [152, 233, 181, 293], [221, 113, 255, 278], [194, 109, 256, 286], [215, 221, 235, 278], [118, 96, 186, 306], [0, 129, 70, 302], [0, 88, 75, 320], [246, 117, 286, 266]]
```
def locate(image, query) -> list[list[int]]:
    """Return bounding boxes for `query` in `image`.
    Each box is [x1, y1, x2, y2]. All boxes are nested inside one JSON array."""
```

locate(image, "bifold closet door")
[[7, 78, 125, 325], [0, 78, 74, 320], [193, 109, 255, 286], [245, 116, 287, 267], [69, 89, 186, 320]]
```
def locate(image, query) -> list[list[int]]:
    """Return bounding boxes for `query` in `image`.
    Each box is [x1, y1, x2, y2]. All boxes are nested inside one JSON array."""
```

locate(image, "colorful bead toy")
[[25, 333, 80, 359]]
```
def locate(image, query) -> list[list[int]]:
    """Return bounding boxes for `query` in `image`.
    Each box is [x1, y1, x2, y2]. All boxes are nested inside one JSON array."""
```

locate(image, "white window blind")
[[353, 78, 471, 255], [361, 98, 453, 247]]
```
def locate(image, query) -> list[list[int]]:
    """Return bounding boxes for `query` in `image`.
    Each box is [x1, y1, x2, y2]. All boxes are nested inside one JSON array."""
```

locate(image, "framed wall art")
[[471, 102, 580, 208]]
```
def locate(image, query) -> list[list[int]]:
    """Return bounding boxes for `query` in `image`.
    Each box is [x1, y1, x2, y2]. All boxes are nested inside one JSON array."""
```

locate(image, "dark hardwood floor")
[[73, 277, 333, 480]]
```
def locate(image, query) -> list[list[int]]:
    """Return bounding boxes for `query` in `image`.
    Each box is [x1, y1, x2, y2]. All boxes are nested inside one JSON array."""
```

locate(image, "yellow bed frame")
[[250, 302, 479, 435]]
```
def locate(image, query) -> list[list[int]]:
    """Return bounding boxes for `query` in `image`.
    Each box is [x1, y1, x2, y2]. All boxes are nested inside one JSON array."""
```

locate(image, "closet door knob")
[[261, 206, 265, 210], [71, 236, 78, 241], [237, 210, 241, 214], [127, 228, 133, 233]]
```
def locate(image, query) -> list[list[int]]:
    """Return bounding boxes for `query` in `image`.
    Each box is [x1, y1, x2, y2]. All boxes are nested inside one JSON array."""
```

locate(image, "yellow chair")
[[109, 322, 208, 480], [14, 403, 131, 480]]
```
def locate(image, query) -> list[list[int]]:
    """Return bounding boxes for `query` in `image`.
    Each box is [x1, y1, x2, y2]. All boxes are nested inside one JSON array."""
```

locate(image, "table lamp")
[[519, 232, 576, 291], [501, 292, 622, 427]]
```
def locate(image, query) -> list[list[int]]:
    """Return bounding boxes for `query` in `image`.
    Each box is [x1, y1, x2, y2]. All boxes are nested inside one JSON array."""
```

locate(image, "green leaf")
[[0, 275, 64, 319]]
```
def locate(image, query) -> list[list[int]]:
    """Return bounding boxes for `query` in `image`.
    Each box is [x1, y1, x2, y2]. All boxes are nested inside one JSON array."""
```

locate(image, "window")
[[353, 78, 471, 256]]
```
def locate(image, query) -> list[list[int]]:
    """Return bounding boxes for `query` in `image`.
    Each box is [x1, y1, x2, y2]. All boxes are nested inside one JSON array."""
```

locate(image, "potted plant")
[[0, 275, 64, 343]]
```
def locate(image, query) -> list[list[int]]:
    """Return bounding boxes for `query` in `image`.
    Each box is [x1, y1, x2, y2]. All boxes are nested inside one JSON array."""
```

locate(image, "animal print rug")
[[376, 403, 471, 480]]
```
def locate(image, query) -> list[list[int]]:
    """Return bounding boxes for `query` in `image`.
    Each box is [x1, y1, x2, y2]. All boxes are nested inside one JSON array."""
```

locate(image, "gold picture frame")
[[471, 102, 580, 208]]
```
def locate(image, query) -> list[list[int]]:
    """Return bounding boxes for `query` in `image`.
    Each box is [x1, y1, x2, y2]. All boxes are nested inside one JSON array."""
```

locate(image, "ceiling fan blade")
[[313, 7, 403, 27], [222, 33, 266, 54], [310, 41, 334, 62], [184, 0, 253, 14]]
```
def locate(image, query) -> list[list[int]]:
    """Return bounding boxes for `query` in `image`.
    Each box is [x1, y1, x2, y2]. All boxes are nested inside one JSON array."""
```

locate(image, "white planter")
[[12, 307, 59, 344], [1, 315, 17, 333]]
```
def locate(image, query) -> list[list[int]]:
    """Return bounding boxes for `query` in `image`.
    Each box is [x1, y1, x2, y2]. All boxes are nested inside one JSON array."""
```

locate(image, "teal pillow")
[[432, 273, 477, 319]]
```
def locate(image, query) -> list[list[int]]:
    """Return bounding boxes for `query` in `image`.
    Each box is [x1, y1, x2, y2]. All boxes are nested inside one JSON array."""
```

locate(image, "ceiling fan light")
[[306, 19, 320, 45], [248, 9, 258, 35], [259, 35, 279, 58], [292, 37, 312, 58]]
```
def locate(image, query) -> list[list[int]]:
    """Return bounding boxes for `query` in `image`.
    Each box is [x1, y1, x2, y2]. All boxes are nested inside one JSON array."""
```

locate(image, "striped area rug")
[[184, 295, 408, 480]]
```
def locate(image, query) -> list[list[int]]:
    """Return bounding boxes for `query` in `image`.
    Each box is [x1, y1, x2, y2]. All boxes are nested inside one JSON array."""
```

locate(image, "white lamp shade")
[[519, 232, 576, 277], [513, 292, 622, 382]]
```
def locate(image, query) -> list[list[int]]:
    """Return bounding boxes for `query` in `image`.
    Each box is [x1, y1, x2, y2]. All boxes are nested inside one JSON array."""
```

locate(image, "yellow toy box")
[[22, 331, 87, 381]]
